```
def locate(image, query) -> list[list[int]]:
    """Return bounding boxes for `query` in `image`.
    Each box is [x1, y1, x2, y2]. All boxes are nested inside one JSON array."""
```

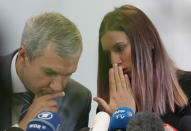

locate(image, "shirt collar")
[[11, 52, 27, 93]]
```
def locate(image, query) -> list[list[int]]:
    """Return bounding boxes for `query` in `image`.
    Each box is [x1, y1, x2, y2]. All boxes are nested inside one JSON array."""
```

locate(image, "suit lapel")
[[0, 50, 18, 129]]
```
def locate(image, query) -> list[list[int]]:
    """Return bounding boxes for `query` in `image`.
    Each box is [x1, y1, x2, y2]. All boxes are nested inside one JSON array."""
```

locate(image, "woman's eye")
[[115, 45, 126, 52]]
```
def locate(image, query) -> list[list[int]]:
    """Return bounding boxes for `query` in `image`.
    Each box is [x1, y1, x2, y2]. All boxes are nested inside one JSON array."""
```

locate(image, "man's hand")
[[94, 64, 135, 116], [18, 92, 64, 130]]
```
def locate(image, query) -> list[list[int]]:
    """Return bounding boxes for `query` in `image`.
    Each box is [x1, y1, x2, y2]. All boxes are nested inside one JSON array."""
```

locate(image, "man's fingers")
[[42, 106, 58, 113], [46, 100, 58, 107], [40, 92, 65, 100]]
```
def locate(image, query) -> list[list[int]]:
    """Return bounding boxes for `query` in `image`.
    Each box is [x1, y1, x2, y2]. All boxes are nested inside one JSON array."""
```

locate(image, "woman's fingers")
[[118, 66, 126, 91], [105, 64, 135, 115], [124, 74, 132, 95], [93, 97, 112, 115], [125, 74, 136, 112], [113, 64, 122, 91], [109, 68, 116, 95], [125, 74, 131, 90]]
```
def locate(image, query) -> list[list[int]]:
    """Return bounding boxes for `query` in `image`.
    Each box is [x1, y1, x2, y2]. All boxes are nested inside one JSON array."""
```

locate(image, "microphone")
[[109, 107, 135, 131], [26, 111, 60, 131], [126, 111, 164, 131], [178, 115, 191, 131], [90, 111, 110, 131], [163, 123, 178, 131]]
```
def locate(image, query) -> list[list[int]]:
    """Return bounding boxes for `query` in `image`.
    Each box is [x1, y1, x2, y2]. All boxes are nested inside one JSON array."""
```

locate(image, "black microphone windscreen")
[[126, 111, 164, 131], [6, 127, 24, 131], [178, 116, 191, 131], [78, 127, 90, 131]]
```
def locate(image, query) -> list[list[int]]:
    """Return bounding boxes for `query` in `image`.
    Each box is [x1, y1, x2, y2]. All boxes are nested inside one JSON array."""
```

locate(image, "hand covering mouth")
[[123, 68, 129, 74]]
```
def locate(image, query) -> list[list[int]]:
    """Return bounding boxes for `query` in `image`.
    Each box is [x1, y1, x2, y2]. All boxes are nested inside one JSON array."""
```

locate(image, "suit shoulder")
[[65, 78, 91, 97]]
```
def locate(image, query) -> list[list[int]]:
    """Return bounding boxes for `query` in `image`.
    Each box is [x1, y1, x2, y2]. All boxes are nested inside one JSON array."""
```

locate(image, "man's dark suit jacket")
[[0, 51, 92, 131]]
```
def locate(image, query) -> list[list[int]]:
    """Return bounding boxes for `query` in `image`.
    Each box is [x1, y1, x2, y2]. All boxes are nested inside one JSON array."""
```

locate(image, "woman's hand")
[[94, 64, 136, 116]]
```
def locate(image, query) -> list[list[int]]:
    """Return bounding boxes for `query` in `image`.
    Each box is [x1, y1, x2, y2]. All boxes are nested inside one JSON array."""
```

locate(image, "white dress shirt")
[[11, 53, 27, 125]]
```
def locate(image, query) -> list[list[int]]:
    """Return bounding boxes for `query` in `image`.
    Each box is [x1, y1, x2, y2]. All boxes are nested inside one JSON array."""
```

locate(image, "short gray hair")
[[21, 12, 82, 61]]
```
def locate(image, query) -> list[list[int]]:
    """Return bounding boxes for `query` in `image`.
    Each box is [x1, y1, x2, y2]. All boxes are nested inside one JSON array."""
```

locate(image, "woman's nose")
[[110, 52, 122, 65]]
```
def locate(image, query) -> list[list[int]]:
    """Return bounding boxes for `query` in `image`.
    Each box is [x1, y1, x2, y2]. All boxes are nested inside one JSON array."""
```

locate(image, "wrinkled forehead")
[[31, 44, 80, 75]]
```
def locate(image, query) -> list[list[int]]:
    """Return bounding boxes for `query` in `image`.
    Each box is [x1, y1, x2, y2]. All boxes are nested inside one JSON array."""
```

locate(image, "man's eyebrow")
[[41, 67, 58, 75]]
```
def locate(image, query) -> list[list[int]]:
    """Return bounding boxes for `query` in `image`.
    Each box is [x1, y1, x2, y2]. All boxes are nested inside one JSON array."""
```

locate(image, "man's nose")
[[111, 52, 122, 65], [50, 76, 63, 92]]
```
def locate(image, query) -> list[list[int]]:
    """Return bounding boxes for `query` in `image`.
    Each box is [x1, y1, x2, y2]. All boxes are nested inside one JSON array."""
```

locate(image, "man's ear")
[[18, 45, 29, 64]]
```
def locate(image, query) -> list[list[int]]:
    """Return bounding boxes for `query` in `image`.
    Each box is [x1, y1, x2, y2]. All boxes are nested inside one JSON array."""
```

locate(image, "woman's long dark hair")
[[97, 5, 188, 115]]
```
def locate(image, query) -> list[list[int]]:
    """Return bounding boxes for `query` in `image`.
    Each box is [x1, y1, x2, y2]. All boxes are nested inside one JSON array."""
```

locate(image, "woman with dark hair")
[[93, 4, 191, 129]]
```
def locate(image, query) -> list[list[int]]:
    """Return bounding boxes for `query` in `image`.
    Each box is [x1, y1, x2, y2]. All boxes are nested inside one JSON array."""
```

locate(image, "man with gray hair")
[[0, 12, 92, 131]]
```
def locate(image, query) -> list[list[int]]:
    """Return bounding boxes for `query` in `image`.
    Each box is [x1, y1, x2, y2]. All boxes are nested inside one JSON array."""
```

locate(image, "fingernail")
[[62, 91, 65, 96], [119, 66, 122, 70], [113, 64, 117, 67]]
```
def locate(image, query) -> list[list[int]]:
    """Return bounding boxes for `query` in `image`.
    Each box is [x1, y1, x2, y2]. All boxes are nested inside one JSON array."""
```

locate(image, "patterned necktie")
[[18, 92, 34, 121]]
